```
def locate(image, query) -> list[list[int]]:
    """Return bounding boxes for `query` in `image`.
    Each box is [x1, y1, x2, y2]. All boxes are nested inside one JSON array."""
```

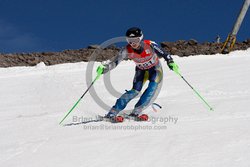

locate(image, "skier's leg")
[[106, 67, 145, 118], [132, 81, 159, 115], [131, 64, 163, 116], [106, 89, 139, 117]]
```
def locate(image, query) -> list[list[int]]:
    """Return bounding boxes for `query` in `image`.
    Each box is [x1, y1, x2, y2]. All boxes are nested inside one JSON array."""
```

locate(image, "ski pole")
[[59, 65, 104, 125], [176, 71, 214, 111]]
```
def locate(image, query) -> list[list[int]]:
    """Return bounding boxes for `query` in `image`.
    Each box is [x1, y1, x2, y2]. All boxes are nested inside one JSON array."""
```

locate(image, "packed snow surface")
[[1, 49, 250, 167]]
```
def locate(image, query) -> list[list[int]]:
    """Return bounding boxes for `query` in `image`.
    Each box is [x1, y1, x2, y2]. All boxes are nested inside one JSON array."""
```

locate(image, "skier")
[[97, 27, 179, 122]]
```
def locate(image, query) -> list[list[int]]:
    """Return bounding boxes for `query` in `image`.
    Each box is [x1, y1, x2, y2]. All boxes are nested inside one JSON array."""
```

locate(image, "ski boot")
[[105, 110, 124, 123], [129, 113, 149, 121]]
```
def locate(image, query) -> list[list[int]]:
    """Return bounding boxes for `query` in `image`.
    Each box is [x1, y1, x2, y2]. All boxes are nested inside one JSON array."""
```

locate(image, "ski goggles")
[[126, 36, 143, 45]]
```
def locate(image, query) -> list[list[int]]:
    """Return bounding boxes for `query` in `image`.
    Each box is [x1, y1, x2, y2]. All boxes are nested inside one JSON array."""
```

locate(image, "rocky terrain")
[[0, 39, 249, 67]]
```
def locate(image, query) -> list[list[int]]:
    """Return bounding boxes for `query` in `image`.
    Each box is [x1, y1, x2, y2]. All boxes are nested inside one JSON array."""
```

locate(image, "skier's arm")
[[101, 48, 128, 74], [150, 41, 173, 63], [151, 41, 179, 73]]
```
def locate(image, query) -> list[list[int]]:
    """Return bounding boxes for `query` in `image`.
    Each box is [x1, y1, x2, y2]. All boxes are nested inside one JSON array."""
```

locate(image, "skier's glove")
[[168, 62, 179, 74], [96, 64, 109, 75]]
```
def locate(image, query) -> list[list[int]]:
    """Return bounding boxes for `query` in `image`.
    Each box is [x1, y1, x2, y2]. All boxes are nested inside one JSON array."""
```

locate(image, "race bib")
[[136, 54, 159, 70]]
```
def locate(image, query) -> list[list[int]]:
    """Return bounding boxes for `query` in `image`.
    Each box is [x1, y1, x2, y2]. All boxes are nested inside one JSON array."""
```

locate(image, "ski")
[[97, 115, 124, 123], [122, 113, 149, 121], [97, 113, 148, 123]]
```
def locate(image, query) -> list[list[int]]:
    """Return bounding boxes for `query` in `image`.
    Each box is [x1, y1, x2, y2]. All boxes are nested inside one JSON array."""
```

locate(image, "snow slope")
[[0, 49, 250, 167]]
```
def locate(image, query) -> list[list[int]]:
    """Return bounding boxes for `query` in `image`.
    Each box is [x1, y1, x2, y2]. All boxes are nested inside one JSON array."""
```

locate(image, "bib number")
[[137, 55, 158, 69]]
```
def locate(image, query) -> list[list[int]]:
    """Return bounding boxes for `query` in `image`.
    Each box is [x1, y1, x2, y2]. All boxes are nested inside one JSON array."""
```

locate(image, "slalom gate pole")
[[175, 71, 214, 111], [59, 72, 102, 125]]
